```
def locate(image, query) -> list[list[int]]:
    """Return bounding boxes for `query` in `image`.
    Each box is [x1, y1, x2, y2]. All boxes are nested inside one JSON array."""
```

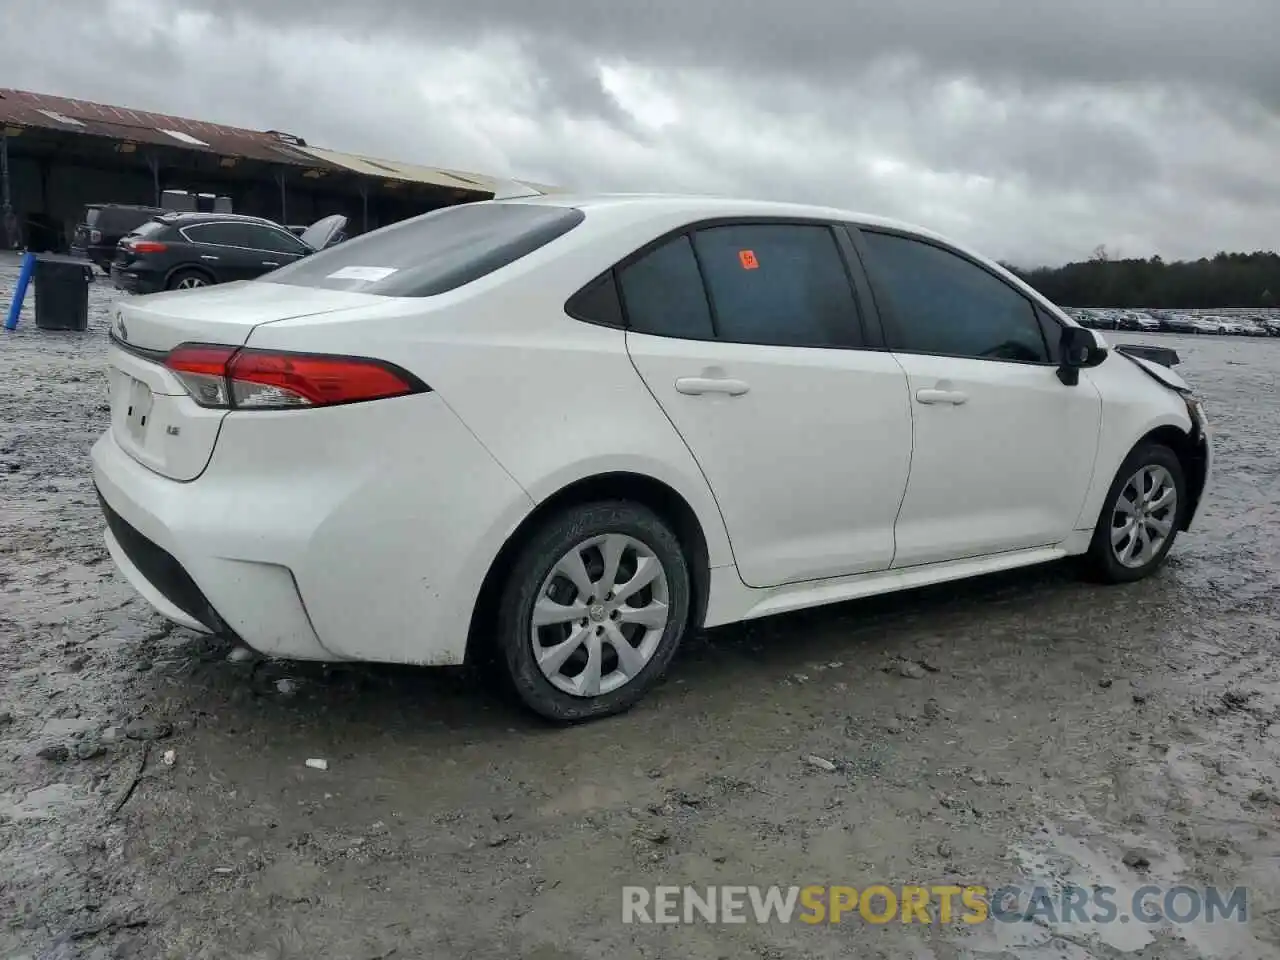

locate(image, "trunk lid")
[[110, 281, 384, 353], [108, 282, 388, 480]]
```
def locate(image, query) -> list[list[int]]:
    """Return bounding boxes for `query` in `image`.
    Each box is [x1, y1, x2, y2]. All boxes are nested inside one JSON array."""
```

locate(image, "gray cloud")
[[6, 0, 1280, 265], [174, 0, 1280, 108]]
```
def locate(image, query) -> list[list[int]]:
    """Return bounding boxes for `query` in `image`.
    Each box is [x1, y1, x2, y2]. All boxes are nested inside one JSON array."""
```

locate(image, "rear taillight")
[[164, 344, 428, 410], [89, 229, 102, 244], [165, 345, 237, 407], [132, 241, 168, 254]]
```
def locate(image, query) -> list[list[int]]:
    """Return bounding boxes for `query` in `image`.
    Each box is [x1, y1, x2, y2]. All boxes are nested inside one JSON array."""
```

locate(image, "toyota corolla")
[[92, 194, 1212, 721]]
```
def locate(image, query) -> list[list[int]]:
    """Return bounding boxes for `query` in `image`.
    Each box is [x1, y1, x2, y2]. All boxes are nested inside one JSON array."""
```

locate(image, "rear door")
[[178, 222, 307, 281], [622, 221, 913, 587], [852, 227, 1101, 568]]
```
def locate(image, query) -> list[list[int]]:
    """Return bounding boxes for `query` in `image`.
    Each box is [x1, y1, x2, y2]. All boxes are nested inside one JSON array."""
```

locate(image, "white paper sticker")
[[326, 265, 398, 282]]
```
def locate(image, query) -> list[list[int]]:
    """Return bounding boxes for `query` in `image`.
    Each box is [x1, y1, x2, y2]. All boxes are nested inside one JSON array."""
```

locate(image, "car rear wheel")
[[495, 501, 690, 722], [1085, 443, 1185, 584], [167, 269, 211, 291]]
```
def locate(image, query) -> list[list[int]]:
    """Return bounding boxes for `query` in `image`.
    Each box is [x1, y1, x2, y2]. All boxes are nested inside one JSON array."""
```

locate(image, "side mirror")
[[1057, 326, 1107, 385]]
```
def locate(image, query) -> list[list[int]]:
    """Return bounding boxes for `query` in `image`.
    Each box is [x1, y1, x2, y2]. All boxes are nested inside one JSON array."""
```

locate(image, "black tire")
[[166, 268, 212, 291], [495, 501, 691, 723], [1084, 442, 1186, 584]]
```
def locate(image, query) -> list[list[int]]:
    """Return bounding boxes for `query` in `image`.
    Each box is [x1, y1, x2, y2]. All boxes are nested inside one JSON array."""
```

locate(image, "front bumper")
[[1182, 403, 1213, 532]]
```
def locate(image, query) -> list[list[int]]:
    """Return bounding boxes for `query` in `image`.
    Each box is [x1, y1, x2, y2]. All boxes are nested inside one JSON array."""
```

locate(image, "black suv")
[[110, 212, 347, 294], [72, 204, 167, 272]]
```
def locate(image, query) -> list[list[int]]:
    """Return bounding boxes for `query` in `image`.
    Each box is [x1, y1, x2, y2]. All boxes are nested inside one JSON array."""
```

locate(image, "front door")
[[854, 228, 1101, 568], [621, 222, 914, 588]]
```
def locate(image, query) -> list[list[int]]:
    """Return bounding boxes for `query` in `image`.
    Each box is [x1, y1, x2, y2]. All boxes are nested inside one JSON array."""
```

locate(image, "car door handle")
[[675, 377, 750, 397], [200, 255, 219, 261], [261, 261, 280, 267], [915, 388, 968, 405]]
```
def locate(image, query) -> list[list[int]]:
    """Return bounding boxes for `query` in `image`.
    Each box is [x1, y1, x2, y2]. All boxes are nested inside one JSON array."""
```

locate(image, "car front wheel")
[[1085, 443, 1185, 583], [495, 501, 690, 722]]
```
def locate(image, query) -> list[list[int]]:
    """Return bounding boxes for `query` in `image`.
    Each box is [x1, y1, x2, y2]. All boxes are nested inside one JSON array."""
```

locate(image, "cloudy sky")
[[9, 0, 1280, 266]]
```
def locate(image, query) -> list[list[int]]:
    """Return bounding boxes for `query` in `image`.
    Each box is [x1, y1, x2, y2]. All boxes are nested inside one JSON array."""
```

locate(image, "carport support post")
[[147, 154, 161, 206], [1, 132, 13, 250], [276, 169, 287, 224]]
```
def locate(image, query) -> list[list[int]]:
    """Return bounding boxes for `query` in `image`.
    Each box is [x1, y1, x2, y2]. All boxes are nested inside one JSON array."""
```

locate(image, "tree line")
[[1001, 247, 1280, 309]]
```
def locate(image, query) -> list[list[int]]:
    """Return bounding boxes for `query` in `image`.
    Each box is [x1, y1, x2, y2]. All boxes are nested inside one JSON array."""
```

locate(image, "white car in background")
[[92, 195, 1213, 721]]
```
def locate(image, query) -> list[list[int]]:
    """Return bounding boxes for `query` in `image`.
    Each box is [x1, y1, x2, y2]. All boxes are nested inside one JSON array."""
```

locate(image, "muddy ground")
[[1, 255, 1278, 960]]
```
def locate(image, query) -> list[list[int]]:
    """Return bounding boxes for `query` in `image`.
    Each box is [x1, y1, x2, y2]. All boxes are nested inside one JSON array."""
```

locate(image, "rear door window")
[[617, 235, 715, 340], [692, 223, 863, 348], [182, 223, 246, 247], [263, 202, 586, 296]]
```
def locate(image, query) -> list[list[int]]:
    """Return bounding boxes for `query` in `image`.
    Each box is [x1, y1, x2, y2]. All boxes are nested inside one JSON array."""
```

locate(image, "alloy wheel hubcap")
[[177, 277, 206, 288], [1111, 464, 1177, 568], [531, 533, 670, 698]]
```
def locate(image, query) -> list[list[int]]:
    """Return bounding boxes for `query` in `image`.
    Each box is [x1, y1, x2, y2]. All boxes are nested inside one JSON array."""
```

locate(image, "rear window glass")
[[262, 202, 585, 297], [102, 208, 160, 232], [130, 220, 168, 239], [85, 208, 102, 226]]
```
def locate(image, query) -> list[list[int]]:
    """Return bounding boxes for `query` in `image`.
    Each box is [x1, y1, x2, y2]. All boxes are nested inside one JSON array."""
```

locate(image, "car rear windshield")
[[105, 208, 163, 232], [262, 202, 585, 297], [129, 220, 168, 239], [85, 208, 102, 226]]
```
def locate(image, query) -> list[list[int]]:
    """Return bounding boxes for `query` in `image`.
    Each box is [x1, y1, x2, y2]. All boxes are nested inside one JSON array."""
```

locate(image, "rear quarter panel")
[[200, 393, 535, 665]]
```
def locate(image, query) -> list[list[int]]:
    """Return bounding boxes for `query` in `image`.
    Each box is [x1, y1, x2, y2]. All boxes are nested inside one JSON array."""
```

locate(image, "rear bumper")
[[110, 264, 164, 295], [72, 244, 115, 271], [90, 391, 536, 666], [99, 488, 222, 635], [93, 430, 341, 660]]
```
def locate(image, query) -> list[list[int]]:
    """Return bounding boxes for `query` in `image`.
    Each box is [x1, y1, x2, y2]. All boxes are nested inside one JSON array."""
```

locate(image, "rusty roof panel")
[[0, 88, 333, 168], [0, 88, 562, 193]]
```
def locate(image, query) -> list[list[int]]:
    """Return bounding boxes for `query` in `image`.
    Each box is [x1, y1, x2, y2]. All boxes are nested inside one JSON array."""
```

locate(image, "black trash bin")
[[34, 255, 95, 331]]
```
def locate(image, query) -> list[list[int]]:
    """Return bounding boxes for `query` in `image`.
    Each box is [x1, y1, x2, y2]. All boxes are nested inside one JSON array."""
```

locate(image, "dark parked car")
[[110, 213, 347, 294], [1159, 314, 1199, 334], [72, 204, 167, 272]]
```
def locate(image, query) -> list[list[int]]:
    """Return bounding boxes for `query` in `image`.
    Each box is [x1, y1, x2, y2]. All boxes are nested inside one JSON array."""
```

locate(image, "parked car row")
[[1067, 307, 1280, 336]]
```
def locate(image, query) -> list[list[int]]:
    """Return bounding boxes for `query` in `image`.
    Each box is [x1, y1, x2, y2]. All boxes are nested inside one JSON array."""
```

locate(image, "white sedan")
[[92, 194, 1213, 721]]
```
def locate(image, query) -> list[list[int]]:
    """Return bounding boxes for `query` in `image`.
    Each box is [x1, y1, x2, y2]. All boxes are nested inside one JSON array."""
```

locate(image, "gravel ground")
[[1, 254, 1278, 960]]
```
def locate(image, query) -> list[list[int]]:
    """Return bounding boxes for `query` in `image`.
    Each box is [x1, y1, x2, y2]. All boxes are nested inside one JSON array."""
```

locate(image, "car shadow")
[[164, 555, 1142, 744]]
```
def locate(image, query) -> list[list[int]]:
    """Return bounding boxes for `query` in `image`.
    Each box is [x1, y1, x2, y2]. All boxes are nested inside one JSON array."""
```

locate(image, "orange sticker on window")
[[738, 249, 759, 270]]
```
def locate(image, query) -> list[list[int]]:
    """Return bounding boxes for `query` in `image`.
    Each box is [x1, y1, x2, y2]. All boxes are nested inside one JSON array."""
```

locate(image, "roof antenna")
[[490, 179, 545, 200]]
